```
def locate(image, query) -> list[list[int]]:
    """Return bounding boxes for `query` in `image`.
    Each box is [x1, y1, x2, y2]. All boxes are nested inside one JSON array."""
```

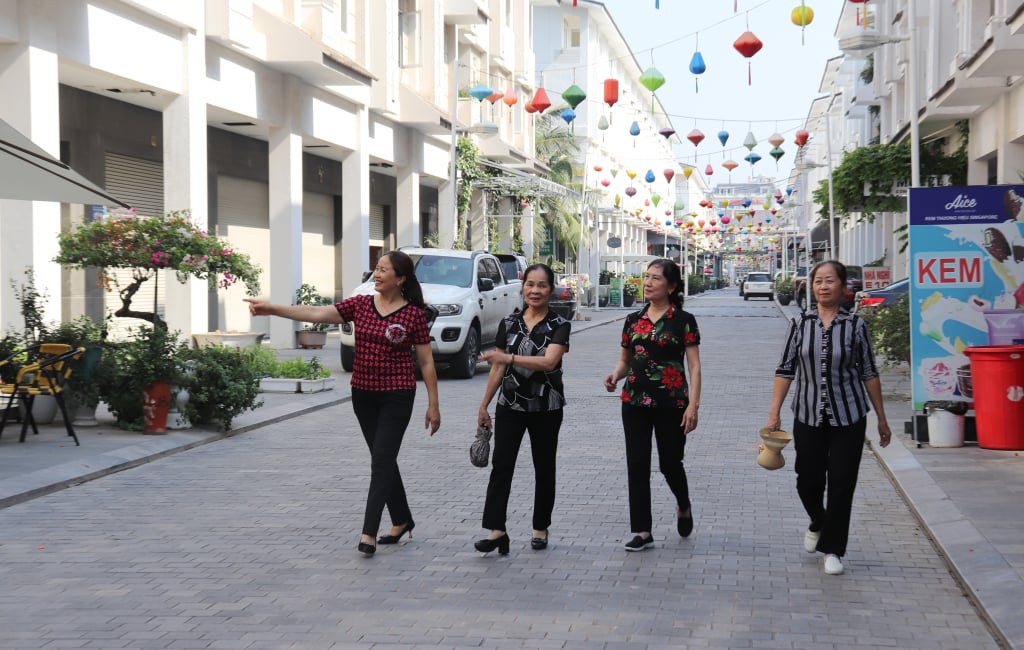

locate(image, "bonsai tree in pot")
[[294, 283, 333, 349], [54, 209, 261, 330]]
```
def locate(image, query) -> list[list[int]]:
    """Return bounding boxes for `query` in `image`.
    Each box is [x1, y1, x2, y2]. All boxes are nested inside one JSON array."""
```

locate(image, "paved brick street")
[[0, 292, 999, 649]]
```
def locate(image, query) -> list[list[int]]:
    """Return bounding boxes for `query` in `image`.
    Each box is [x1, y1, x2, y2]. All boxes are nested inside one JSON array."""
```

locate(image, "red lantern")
[[603, 79, 619, 107], [664, 169, 675, 183], [687, 129, 705, 147], [705, 164, 714, 176], [503, 87, 517, 107], [733, 31, 764, 85], [794, 129, 809, 147], [594, 164, 603, 172], [601, 179, 611, 187], [531, 87, 551, 113]]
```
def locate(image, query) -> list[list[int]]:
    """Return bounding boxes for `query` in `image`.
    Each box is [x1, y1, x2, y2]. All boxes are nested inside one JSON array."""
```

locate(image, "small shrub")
[[859, 293, 911, 366], [182, 345, 262, 430], [275, 356, 331, 380]]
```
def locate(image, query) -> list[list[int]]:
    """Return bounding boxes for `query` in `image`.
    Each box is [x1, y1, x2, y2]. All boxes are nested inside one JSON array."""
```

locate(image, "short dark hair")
[[523, 263, 554, 286]]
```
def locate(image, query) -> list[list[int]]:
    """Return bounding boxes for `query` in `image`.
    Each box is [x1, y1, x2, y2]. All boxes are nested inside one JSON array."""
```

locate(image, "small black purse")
[[470, 423, 493, 468]]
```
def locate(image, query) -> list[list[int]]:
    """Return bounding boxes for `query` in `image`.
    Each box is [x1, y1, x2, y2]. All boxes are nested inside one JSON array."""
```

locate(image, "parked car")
[[742, 272, 773, 300], [339, 248, 522, 379], [550, 283, 576, 320], [853, 277, 910, 313], [795, 264, 862, 310]]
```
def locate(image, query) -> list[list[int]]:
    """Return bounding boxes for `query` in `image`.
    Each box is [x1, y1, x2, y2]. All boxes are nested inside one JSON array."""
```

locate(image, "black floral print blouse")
[[495, 310, 571, 412], [619, 304, 701, 409]]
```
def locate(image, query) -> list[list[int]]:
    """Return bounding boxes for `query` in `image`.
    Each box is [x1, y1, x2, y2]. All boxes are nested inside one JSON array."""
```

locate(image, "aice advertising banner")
[[908, 185, 1024, 410]]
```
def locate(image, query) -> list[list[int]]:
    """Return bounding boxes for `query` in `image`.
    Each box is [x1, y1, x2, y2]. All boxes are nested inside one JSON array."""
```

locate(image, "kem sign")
[[914, 254, 984, 288]]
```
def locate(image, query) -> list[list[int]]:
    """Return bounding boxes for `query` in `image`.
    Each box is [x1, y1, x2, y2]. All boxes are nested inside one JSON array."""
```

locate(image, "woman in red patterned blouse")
[[245, 251, 440, 557], [603, 259, 702, 552]]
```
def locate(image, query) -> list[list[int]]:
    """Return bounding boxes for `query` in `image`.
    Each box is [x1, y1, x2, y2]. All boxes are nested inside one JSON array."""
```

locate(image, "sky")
[[599, 0, 843, 187]]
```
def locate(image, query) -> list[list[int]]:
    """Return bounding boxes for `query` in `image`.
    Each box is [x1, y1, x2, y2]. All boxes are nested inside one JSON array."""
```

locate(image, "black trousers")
[[351, 388, 416, 537], [622, 404, 690, 533], [792, 416, 867, 557], [481, 405, 563, 532]]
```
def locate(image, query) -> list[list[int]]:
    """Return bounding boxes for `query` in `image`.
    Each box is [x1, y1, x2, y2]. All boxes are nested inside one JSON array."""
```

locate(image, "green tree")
[[531, 113, 586, 261]]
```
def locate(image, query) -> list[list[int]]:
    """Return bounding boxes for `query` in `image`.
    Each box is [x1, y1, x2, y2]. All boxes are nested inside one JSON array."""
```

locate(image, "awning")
[[0, 117, 129, 207], [808, 221, 830, 250], [474, 159, 580, 201]]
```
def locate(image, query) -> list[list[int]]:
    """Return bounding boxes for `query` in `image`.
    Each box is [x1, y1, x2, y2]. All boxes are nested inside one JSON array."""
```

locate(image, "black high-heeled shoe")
[[531, 530, 549, 551], [377, 521, 415, 545], [357, 541, 376, 556], [474, 533, 510, 555]]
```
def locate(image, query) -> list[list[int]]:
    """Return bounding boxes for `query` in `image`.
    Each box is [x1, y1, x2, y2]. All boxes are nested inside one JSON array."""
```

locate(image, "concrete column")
[[341, 106, 370, 296], [521, 204, 535, 260], [0, 4, 61, 332], [438, 171, 456, 247], [395, 164, 420, 248], [469, 189, 488, 250], [163, 26, 209, 337], [267, 80, 304, 348]]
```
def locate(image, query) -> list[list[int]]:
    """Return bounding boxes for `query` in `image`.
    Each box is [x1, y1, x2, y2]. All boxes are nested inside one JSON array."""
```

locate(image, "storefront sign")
[[862, 266, 891, 290]]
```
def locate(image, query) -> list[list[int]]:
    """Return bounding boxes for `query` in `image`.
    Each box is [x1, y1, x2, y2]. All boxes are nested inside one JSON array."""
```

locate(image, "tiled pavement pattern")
[[0, 292, 1003, 649]]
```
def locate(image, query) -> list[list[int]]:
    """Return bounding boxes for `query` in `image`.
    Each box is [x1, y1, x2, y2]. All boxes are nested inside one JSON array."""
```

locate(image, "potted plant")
[[45, 316, 108, 425], [255, 353, 334, 394], [858, 293, 911, 366], [97, 327, 186, 432], [774, 274, 794, 306], [294, 283, 333, 349], [8, 267, 59, 424], [623, 280, 640, 307], [180, 344, 262, 430]]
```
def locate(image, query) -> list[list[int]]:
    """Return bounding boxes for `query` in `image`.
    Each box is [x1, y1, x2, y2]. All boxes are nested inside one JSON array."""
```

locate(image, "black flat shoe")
[[677, 509, 693, 538], [377, 521, 415, 545], [531, 531, 549, 550], [357, 541, 376, 556], [474, 533, 510, 555]]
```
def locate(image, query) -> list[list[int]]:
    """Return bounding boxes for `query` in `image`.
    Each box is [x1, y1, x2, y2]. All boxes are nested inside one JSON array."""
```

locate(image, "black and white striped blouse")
[[774, 309, 880, 427]]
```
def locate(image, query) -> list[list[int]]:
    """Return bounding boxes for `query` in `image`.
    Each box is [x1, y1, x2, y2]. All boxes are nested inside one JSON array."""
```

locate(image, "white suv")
[[339, 248, 522, 378], [742, 272, 774, 301]]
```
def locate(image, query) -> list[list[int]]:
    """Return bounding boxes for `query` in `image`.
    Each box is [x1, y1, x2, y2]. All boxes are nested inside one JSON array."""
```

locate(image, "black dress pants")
[[481, 405, 562, 532], [351, 388, 415, 537], [622, 403, 691, 533], [792, 416, 867, 557]]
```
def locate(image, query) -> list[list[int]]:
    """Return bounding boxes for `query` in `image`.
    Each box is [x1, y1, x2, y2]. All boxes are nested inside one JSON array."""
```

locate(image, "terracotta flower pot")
[[142, 380, 171, 434]]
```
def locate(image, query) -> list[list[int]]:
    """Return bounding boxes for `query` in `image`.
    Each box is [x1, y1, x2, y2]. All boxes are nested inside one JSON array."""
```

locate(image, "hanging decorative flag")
[[468, 84, 493, 102], [639, 66, 666, 112], [531, 87, 551, 113], [743, 131, 758, 151], [791, 2, 815, 44], [733, 31, 764, 85], [562, 84, 586, 109]]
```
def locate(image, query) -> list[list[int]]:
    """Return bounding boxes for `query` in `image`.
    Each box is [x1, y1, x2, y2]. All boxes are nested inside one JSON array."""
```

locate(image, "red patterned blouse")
[[336, 294, 430, 391]]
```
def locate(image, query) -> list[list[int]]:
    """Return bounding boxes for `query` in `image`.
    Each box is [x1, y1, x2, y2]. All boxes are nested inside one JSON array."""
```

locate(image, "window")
[[479, 259, 503, 287], [398, 0, 421, 68], [562, 16, 580, 49]]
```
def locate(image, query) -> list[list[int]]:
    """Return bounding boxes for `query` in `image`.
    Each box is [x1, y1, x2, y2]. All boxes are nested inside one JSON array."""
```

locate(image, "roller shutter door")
[[103, 153, 164, 342], [302, 191, 336, 300], [216, 176, 269, 332]]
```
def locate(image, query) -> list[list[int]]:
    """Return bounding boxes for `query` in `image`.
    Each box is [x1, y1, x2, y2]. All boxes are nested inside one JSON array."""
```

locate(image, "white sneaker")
[[824, 554, 844, 575], [803, 529, 820, 553]]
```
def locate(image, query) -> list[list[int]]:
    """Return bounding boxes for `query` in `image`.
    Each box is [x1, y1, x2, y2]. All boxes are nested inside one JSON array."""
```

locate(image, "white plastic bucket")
[[928, 409, 965, 448]]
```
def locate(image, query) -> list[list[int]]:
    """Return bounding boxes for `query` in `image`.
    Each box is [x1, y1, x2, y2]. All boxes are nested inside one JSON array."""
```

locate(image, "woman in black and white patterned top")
[[765, 260, 892, 576], [474, 263, 571, 555]]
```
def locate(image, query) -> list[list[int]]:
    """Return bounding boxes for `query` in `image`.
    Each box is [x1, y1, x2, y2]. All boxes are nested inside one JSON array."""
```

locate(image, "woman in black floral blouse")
[[475, 263, 571, 555], [603, 259, 702, 551]]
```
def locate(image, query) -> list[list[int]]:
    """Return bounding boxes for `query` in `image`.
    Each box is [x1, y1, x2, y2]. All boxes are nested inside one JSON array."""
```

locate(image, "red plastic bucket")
[[963, 346, 1024, 450]]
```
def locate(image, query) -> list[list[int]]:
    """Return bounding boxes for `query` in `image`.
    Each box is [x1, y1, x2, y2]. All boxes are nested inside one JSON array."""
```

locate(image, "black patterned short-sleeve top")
[[619, 304, 700, 409], [336, 294, 430, 392], [495, 310, 571, 412]]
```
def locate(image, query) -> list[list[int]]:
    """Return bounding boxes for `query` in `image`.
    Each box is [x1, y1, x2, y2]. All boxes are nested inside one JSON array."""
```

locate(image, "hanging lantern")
[[743, 131, 758, 151], [743, 197, 752, 208], [687, 129, 705, 147], [486, 91, 503, 104], [629, 121, 641, 137], [794, 129, 810, 147], [597, 115, 609, 131], [603, 78, 619, 107], [658, 127, 676, 141], [769, 146, 785, 168], [682, 167, 693, 179], [733, 31, 764, 85], [610, 168, 619, 178], [639, 66, 666, 112], [722, 160, 739, 173], [593, 164, 603, 173], [560, 108, 576, 128], [674, 199, 686, 212], [626, 169, 637, 180], [644, 198, 651, 207], [791, 2, 814, 44], [502, 87, 517, 106], [664, 169, 675, 183], [562, 84, 586, 109], [468, 83, 493, 102], [524, 102, 537, 114], [721, 215, 731, 224], [645, 169, 656, 184], [601, 178, 611, 187], [651, 194, 661, 208], [718, 130, 730, 147], [614, 194, 621, 207], [689, 49, 707, 92], [705, 164, 714, 176], [530, 87, 551, 113], [624, 186, 638, 197], [768, 132, 785, 148]]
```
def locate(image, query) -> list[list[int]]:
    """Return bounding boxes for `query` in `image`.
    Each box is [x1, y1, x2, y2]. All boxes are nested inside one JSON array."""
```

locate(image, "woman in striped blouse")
[[765, 261, 893, 576]]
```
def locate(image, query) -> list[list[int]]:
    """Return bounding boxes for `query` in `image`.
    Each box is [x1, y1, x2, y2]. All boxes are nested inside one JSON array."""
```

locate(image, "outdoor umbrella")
[[0, 116, 129, 207]]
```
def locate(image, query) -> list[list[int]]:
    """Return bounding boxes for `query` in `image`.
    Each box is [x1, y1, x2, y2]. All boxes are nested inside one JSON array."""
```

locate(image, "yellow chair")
[[0, 343, 83, 445]]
